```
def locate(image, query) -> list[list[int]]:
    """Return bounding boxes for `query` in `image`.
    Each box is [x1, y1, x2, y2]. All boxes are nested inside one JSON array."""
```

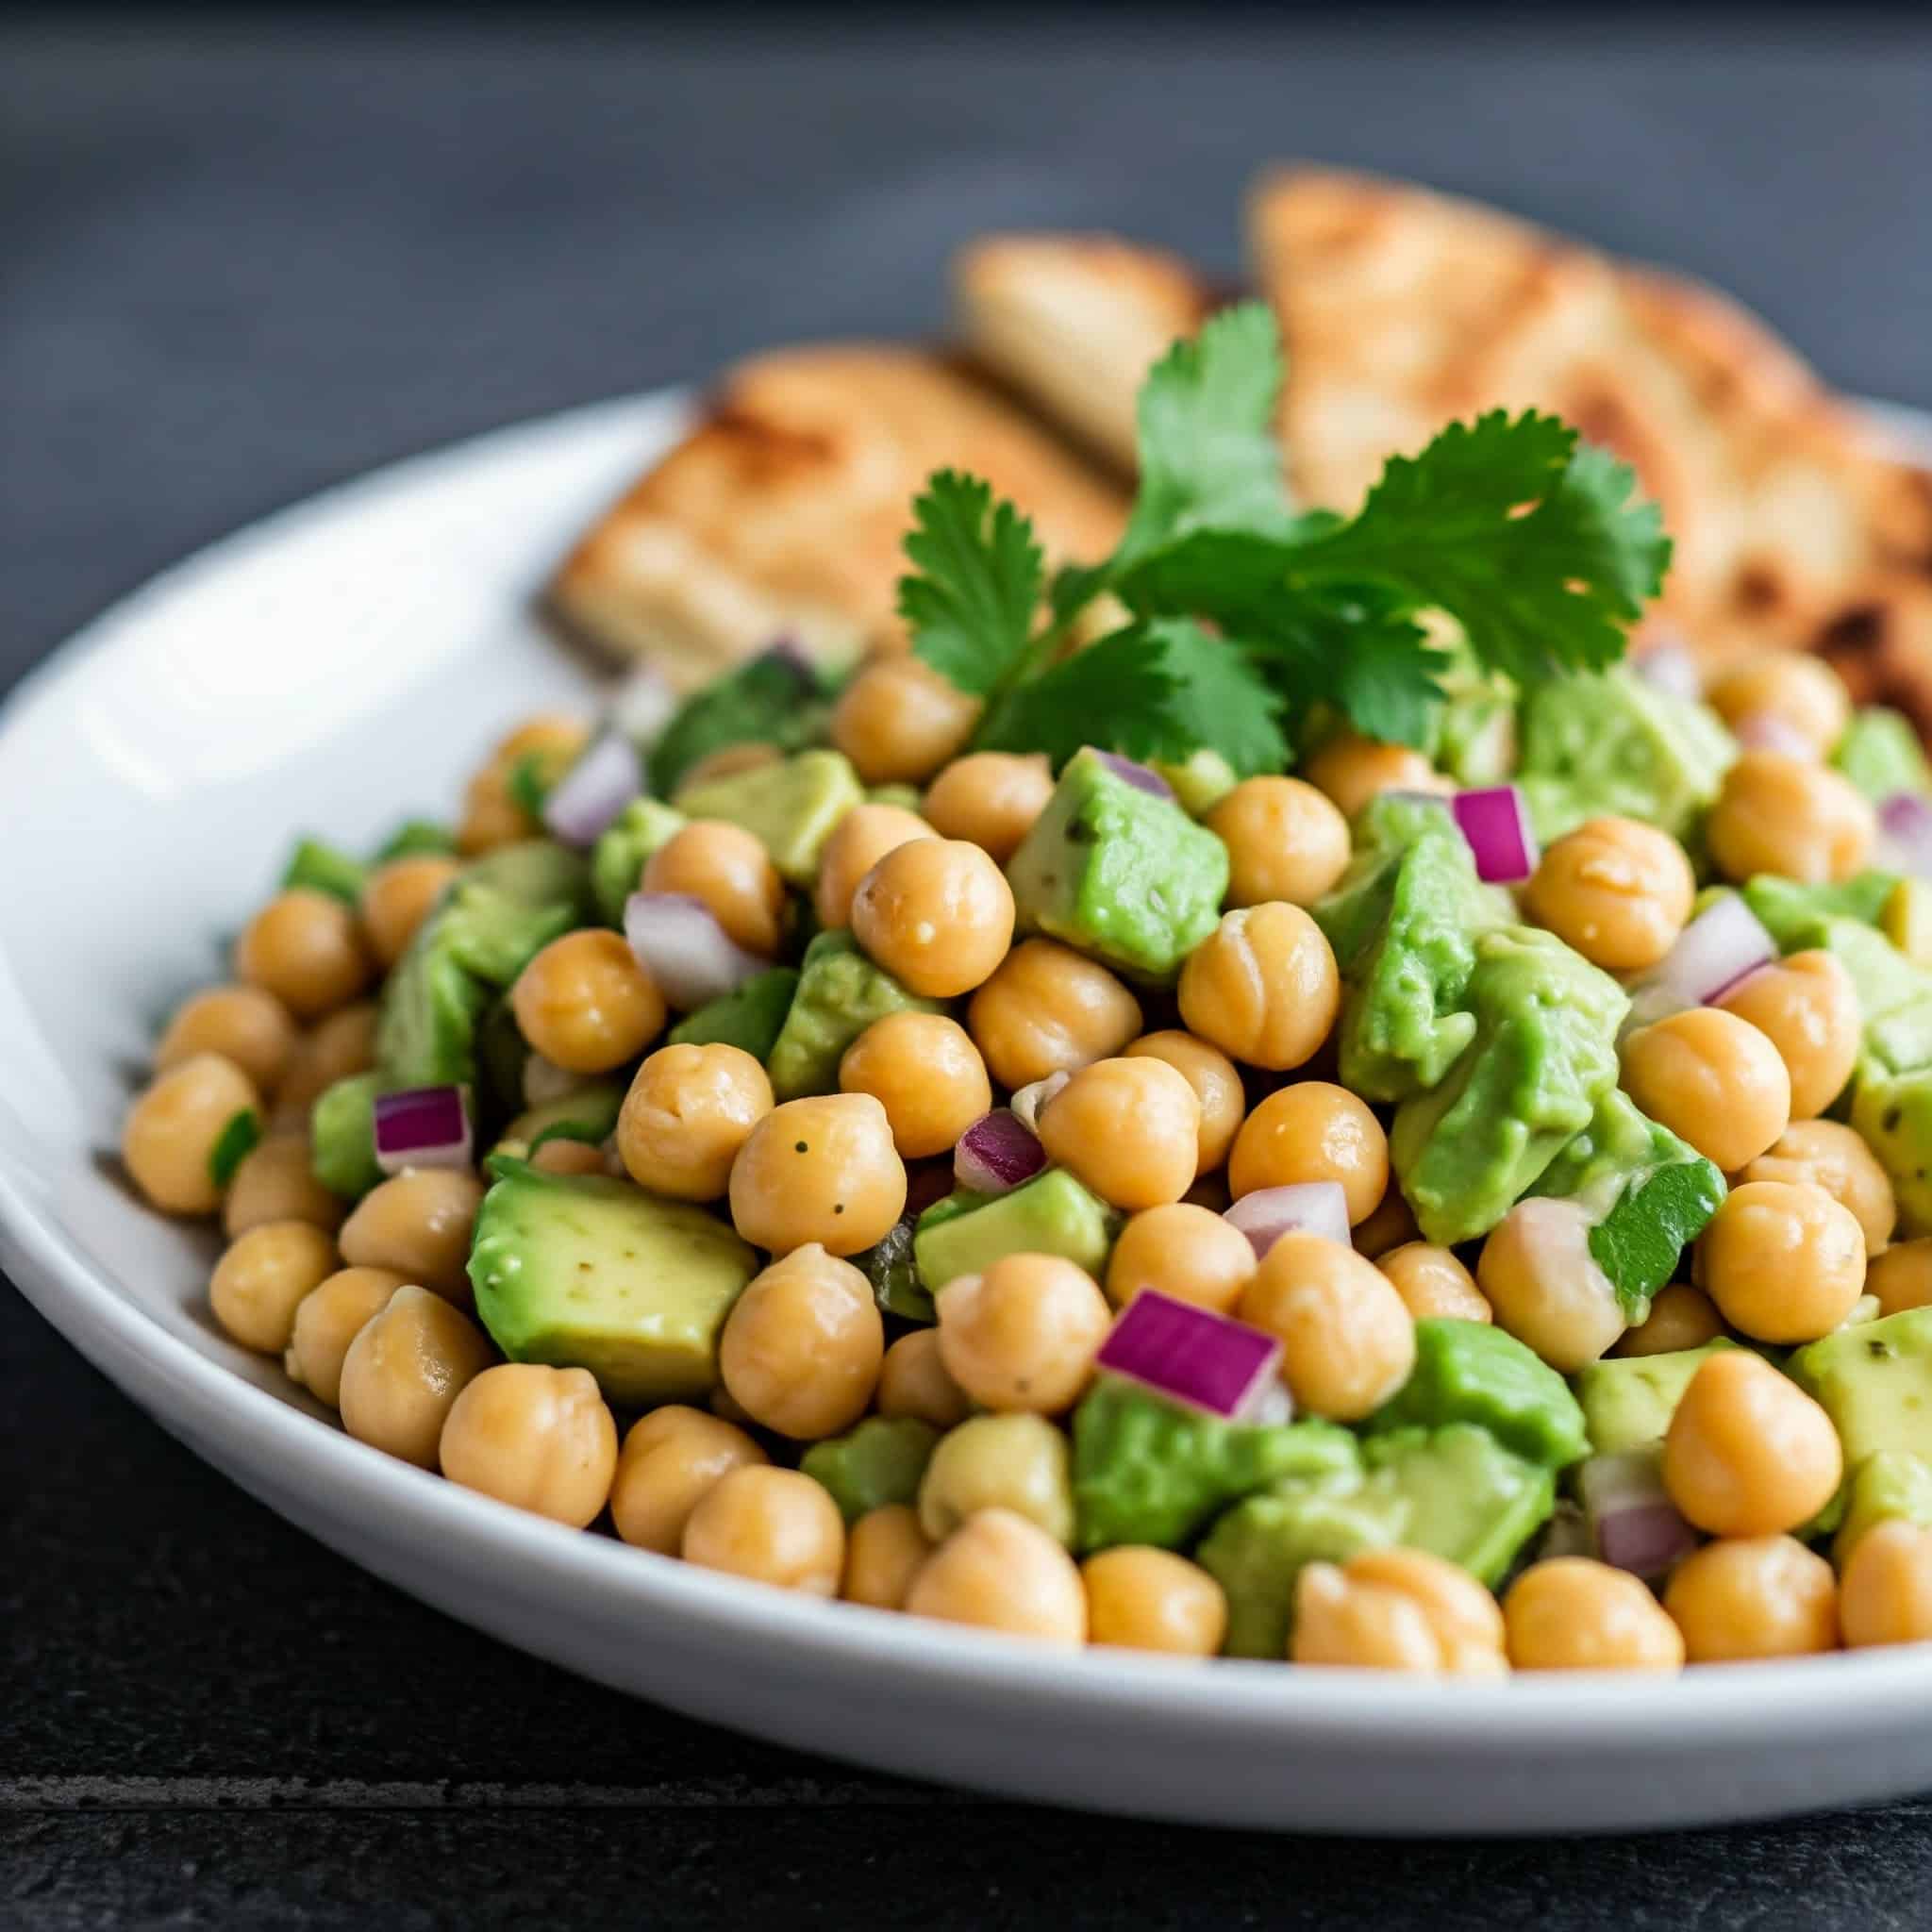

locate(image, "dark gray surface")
[[5, 13, 1932, 1926]]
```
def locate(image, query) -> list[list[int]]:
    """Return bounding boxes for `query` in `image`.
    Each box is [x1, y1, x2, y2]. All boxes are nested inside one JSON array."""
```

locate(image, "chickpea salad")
[[120, 309, 1932, 1673]]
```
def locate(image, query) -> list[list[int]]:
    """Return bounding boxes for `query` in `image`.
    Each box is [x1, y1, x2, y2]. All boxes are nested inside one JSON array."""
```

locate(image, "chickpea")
[[842, 1505, 937, 1611], [904, 1508, 1087, 1645], [728, 1094, 906, 1256], [1083, 1547, 1228, 1657], [458, 758, 538, 854], [1503, 1558, 1685, 1672], [1870, 1239, 1932, 1318], [922, 752, 1054, 864], [850, 838, 1015, 998], [122, 1053, 262, 1216], [618, 1042, 774, 1200], [1718, 951, 1861, 1123], [439, 1363, 618, 1529], [492, 713, 589, 768], [814, 803, 936, 929], [1707, 653, 1851, 759], [1378, 1243, 1491, 1324], [1106, 1204, 1257, 1314], [681, 1465, 846, 1597], [1740, 1120, 1894, 1256], [1293, 1548, 1507, 1674], [529, 1137, 607, 1176], [840, 1012, 991, 1159], [1124, 1031, 1245, 1173], [1353, 1185, 1421, 1258], [918, 1412, 1074, 1544], [1840, 1520, 1932, 1649], [223, 1135, 345, 1240], [1038, 1057, 1201, 1211], [338, 1285, 494, 1470], [968, 940, 1142, 1091], [1695, 1180, 1866, 1342], [1707, 750, 1875, 887], [1228, 1082, 1389, 1226], [1612, 1283, 1724, 1357], [1664, 1535, 1839, 1662], [830, 655, 982, 786], [1620, 1007, 1791, 1173], [358, 856, 460, 971], [1178, 903, 1341, 1073], [156, 985, 298, 1095], [937, 1253, 1111, 1415], [1207, 776, 1352, 909], [1662, 1351, 1843, 1536], [511, 930, 667, 1075], [234, 889, 373, 1021], [1239, 1230, 1415, 1421], [208, 1220, 340, 1354], [609, 1406, 768, 1555], [643, 821, 786, 956], [275, 1002, 378, 1122], [875, 1329, 973, 1429], [1523, 816, 1695, 974], [719, 1244, 883, 1439], [675, 742, 783, 793], [1476, 1196, 1625, 1372], [339, 1167, 484, 1305], [285, 1266, 407, 1406], [1303, 732, 1448, 822]]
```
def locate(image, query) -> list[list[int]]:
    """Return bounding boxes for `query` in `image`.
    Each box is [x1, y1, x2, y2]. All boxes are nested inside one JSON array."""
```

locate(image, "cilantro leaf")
[[898, 470, 1044, 698], [648, 650, 829, 795]]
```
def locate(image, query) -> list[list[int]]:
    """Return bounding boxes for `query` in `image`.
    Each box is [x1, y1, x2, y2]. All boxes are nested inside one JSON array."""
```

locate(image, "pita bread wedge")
[[549, 344, 1127, 686], [954, 234, 1216, 473], [1815, 571, 1932, 741]]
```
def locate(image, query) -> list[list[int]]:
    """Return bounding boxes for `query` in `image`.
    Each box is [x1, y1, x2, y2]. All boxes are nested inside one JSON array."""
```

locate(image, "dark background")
[[6, 11, 1932, 1926]]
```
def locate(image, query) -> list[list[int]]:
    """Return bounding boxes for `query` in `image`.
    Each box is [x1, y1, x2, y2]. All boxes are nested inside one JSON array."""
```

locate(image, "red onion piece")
[[1450, 785, 1539, 884], [1879, 792, 1932, 880], [623, 891, 769, 1009], [1096, 1290, 1285, 1423], [1224, 1180, 1352, 1258], [1093, 751, 1175, 800], [608, 665, 677, 748], [1733, 711, 1816, 759], [1624, 894, 1779, 1033], [1009, 1071, 1071, 1132], [541, 733, 642, 849], [953, 1109, 1046, 1195], [374, 1085, 473, 1174], [1633, 639, 1702, 702], [1578, 1451, 1700, 1580]]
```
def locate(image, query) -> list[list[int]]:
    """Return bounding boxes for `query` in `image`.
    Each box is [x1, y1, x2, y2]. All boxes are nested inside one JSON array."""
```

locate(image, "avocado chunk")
[[1367, 1318, 1588, 1470], [1005, 746, 1229, 984], [281, 836, 367, 905], [310, 1072, 383, 1199], [765, 931, 941, 1100], [668, 967, 802, 1062], [1071, 1378, 1358, 1553], [801, 1418, 941, 1524], [1311, 791, 1471, 974], [913, 1170, 1118, 1293], [493, 1079, 626, 1158], [469, 1159, 758, 1406], [673, 748, 864, 886], [1835, 707, 1932, 805], [1852, 1067, 1932, 1234], [1389, 924, 1628, 1244], [588, 797, 686, 926], [1834, 1449, 1932, 1564], [1791, 1307, 1932, 1470], [1152, 748, 1239, 817], [1742, 873, 1900, 950], [373, 819, 458, 862], [1573, 1339, 1739, 1455]]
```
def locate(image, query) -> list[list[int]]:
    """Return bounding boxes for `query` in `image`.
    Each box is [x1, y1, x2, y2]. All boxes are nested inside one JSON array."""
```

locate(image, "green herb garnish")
[[208, 1108, 262, 1190]]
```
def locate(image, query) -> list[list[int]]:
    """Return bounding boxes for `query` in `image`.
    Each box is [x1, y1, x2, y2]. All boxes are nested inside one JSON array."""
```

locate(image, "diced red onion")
[[1009, 1071, 1071, 1132], [954, 1109, 1046, 1195], [1450, 785, 1539, 884], [1633, 639, 1702, 702], [1224, 1180, 1352, 1258], [374, 1085, 473, 1174], [522, 1054, 580, 1108], [541, 733, 641, 848], [1879, 792, 1932, 880], [1093, 751, 1175, 800], [1624, 894, 1779, 1032], [1096, 1290, 1285, 1423], [1578, 1451, 1700, 1581], [623, 891, 769, 1009], [1733, 711, 1816, 759], [608, 665, 677, 748]]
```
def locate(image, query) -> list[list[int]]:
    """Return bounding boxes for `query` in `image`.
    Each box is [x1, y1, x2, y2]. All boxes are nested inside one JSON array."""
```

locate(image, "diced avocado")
[[373, 819, 458, 861], [1389, 925, 1627, 1245], [1835, 707, 1932, 805], [668, 967, 802, 1062], [1852, 1066, 1932, 1234], [1005, 746, 1228, 984], [1435, 687, 1517, 788], [1197, 1482, 1385, 1658], [865, 783, 924, 812], [1516, 665, 1735, 842], [913, 1170, 1118, 1293], [1886, 879, 1932, 970], [474, 995, 530, 1122], [673, 748, 864, 887], [377, 928, 491, 1088], [493, 1079, 626, 1158], [1791, 1306, 1932, 1470], [1834, 1450, 1932, 1564], [589, 797, 686, 926], [647, 649, 834, 797], [1573, 1339, 1739, 1455], [310, 1072, 383, 1199], [1311, 792, 1468, 974], [801, 1418, 941, 1524], [1742, 873, 1900, 950], [765, 931, 940, 1100], [281, 837, 367, 905], [1367, 1319, 1588, 1470], [1071, 1378, 1358, 1553], [469, 1159, 758, 1406], [1152, 748, 1239, 817]]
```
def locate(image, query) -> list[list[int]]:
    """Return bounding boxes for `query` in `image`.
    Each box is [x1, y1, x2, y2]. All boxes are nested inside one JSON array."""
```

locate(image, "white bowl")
[[7, 389, 1932, 1837]]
